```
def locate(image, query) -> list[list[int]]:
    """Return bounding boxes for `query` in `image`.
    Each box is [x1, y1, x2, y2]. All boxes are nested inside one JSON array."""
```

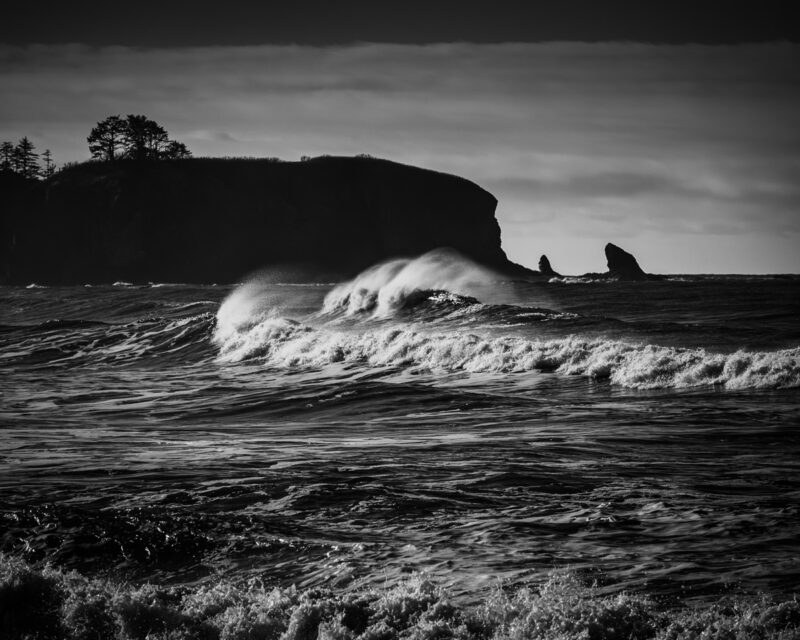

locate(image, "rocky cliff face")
[[0, 157, 533, 284]]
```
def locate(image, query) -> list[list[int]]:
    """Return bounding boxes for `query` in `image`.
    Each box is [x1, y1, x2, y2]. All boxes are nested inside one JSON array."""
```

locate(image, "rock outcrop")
[[0, 156, 536, 284], [575, 243, 661, 281], [538, 254, 559, 277], [576, 243, 661, 281], [604, 243, 649, 280]]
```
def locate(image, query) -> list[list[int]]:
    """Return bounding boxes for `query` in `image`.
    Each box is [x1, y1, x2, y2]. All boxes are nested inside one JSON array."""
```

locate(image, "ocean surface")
[[2, 250, 799, 638]]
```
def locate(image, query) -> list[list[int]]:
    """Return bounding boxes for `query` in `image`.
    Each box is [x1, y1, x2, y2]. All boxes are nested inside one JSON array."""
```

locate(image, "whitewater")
[[1, 250, 799, 639]]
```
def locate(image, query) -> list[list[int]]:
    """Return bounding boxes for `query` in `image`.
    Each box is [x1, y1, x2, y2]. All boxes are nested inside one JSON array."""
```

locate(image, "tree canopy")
[[87, 115, 192, 161], [87, 115, 126, 161], [0, 137, 47, 179]]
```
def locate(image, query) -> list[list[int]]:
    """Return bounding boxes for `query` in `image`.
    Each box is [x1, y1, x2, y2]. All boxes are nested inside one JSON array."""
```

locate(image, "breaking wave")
[[214, 317, 800, 390], [211, 253, 800, 391]]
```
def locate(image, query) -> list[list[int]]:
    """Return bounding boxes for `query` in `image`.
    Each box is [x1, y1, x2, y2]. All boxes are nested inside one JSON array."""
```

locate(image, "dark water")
[[1, 252, 799, 635]]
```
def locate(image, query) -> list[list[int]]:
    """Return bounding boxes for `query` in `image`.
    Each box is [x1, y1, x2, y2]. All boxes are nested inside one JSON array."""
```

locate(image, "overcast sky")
[[1, 3, 798, 273]]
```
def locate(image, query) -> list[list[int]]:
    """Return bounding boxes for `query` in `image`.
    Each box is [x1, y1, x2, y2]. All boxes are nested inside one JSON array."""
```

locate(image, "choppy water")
[[1, 251, 799, 637]]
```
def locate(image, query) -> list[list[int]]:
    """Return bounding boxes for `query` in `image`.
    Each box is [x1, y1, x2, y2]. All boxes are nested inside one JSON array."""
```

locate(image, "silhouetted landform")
[[538, 254, 559, 277], [0, 156, 537, 285], [580, 242, 662, 281], [605, 243, 649, 280]]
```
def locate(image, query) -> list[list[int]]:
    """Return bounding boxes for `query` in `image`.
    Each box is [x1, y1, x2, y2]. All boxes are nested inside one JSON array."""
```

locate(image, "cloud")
[[1, 42, 798, 272]]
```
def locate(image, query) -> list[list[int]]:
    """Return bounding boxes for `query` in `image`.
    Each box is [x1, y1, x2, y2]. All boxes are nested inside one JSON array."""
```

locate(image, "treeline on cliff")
[[0, 137, 55, 179], [1, 115, 191, 183], [87, 115, 190, 162]]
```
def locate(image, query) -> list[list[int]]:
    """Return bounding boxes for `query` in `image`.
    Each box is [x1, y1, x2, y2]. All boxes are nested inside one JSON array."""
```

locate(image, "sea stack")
[[604, 243, 649, 281], [538, 254, 559, 277]]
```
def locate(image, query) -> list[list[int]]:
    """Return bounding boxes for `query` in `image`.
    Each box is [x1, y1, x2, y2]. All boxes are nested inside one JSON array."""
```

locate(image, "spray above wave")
[[321, 249, 500, 317], [214, 316, 800, 390], [214, 250, 560, 334]]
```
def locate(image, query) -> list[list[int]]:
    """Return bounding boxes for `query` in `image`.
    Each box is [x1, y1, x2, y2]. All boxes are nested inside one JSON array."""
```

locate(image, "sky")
[[1, 2, 798, 274]]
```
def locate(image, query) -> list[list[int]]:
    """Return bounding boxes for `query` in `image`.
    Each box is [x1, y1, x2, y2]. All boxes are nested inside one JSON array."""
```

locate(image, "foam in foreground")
[[1, 555, 799, 640]]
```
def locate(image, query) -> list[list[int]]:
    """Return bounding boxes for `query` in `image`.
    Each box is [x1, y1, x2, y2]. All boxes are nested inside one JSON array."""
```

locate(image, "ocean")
[[2, 250, 799, 639]]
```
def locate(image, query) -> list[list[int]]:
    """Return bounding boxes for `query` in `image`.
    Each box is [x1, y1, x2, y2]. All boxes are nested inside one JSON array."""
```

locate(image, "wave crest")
[[322, 249, 497, 317]]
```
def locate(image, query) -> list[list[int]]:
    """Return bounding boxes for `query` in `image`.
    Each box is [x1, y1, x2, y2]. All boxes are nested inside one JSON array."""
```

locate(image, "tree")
[[163, 140, 192, 160], [87, 115, 127, 161], [11, 145, 23, 173], [15, 137, 40, 178], [87, 114, 191, 161], [42, 149, 56, 177], [0, 141, 13, 172], [123, 115, 169, 160]]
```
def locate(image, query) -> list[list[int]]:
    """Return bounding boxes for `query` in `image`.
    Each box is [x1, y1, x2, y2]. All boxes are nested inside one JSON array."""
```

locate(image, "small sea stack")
[[538, 254, 559, 277], [577, 243, 661, 281], [605, 243, 649, 280]]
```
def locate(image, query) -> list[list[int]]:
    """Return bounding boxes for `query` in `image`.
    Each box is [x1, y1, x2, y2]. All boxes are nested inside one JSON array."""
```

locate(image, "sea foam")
[[2, 555, 798, 640], [214, 316, 800, 390]]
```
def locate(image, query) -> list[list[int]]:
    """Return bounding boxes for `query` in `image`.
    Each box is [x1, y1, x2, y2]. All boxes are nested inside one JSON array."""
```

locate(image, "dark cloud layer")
[[1, 42, 798, 273], [1, 1, 797, 46]]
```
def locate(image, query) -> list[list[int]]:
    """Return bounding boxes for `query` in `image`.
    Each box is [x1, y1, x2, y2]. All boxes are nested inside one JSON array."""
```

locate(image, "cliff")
[[0, 157, 534, 285]]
